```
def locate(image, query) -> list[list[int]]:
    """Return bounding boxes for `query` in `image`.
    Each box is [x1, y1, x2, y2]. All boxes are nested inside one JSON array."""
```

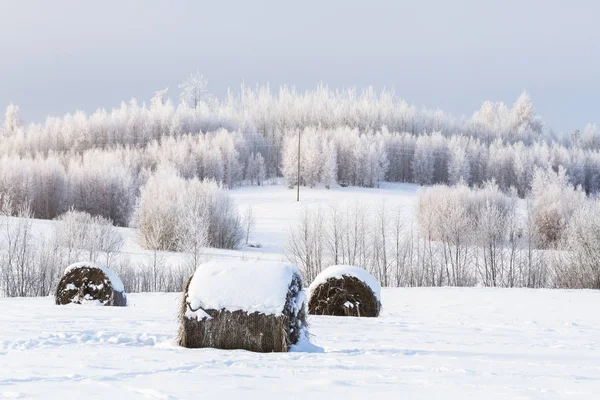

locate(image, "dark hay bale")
[[178, 273, 307, 352], [55, 263, 127, 307], [308, 275, 380, 317]]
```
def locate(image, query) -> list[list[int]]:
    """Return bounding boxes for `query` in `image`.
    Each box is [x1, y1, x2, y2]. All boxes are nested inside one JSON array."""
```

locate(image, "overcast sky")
[[0, 0, 598, 133]]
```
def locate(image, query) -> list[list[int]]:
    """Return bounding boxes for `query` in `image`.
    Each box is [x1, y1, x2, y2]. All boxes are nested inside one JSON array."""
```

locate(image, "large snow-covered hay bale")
[[308, 265, 381, 317], [178, 261, 308, 352], [55, 262, 127, 306]]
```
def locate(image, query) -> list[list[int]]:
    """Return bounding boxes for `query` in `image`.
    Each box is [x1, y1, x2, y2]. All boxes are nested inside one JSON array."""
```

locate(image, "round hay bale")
[[55, 262, 127, 306], [308, 265, 381, 317], [178, 261, 308, 352]]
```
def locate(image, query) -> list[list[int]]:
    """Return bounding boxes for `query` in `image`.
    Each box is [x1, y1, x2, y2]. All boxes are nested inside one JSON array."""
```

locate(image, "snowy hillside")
[[24, 182, 420, 262], [230, 182, 419, 254], [1, 288, 599, 399]]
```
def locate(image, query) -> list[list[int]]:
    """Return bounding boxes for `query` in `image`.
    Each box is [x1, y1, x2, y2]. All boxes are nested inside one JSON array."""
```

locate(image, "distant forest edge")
[[1, 73, 599, 225]]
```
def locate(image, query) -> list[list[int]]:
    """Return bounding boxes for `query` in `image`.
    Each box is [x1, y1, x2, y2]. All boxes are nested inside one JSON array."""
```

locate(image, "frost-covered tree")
[[0, 196, 36, 297], [65, 151, 136, 226], [285, 206, 325, 282], [246, 153, 266, 185], [255, 153, 266, 185], [416, 184, 474, 285], [242, 205, 255, 245], [559, 200, 600, 288], [54, 209, 123, 266], [321, 141, 337, 189], [94, 217, 124, 267], [54, 209, 91, 264], [365, 139, 389, 188], [472, 182, 517, 286], [202, 180, 244, 249], [448, 138, 471, 185], [581, 123, 600, 150], [530, 166, 585, 247], [151, 87, 169, 108], [135, 165, 184, 252], [412, 136, 435, 185], [281, 134, 300, 187], [178, 71, 211, 109], [3, 104, 23, 136], [176, 179, 210, 272], [136, 167, 242, 252], [213, 130, 242, 188], [511, 91, 543, 137], [302, 130, 322, 187]]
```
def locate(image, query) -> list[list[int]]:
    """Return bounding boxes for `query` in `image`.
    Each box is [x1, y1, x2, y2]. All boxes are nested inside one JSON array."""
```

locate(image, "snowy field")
[[20, 182, 421, 265], [2, 183, 599, 398], [229, 182, 420, 254], [2, 288, 600, 399]]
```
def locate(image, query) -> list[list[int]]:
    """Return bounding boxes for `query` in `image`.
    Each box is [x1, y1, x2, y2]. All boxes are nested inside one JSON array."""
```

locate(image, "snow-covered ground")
[[229, 182, 420, 254], [1, 288, 599, 399], [22, 182, 421, 265], [3, 183, 599, 398]]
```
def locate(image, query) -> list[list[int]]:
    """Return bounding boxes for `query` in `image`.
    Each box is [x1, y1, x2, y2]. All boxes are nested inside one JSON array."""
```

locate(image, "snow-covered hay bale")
[[308, 265, 381, 317], [55, 262, 127, 306], [178, 261, 308, 352]]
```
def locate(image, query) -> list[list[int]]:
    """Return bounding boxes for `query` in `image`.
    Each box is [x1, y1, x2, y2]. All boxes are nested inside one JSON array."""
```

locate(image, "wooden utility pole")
[[296, 130, 301, 202]]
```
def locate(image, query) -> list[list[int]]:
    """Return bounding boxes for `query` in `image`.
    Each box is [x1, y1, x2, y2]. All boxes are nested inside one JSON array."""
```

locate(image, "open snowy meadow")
[[2, 183, 600, 398], [1, 288, 599, 399], [25, 182, 421, 264], [1, 183, 599, 398]]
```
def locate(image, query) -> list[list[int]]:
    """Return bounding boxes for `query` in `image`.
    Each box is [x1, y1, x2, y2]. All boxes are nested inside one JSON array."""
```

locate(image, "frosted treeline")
[[0, 201, 185, 297], [0, 176, 244, 297], [1, 80, 599, 227], [287, 167, 600, 289], [1, 75, 600, 294]]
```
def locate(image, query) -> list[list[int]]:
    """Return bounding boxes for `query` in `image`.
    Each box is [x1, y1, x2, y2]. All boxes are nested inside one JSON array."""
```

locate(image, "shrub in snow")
[[178, 261, 308, 352], [55, 262, 127, 306], [530, 166, 585, 247], [308, 265, 381, 317], [555, 199, 600, 289], [135, 166, 243, 251], [55, 209, 124, 266]]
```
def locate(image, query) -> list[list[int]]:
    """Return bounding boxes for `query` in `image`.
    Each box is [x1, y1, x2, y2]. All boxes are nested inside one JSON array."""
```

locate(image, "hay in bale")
[[55, 262, 127, 306], [178, 261, 308, 352], [308, 265, 381, 317]]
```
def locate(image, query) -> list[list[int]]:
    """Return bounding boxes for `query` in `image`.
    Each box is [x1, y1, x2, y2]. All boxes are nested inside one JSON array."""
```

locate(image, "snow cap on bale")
[[308, 265, 381, 317], [55, 262, 127, 306], [179, 260, 308, 352]]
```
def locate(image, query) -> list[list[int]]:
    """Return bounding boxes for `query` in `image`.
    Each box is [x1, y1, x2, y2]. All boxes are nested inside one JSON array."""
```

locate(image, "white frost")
[[308, 265, 381, 302], [64, 262, 125, 293], [186, 260, 301, 316]]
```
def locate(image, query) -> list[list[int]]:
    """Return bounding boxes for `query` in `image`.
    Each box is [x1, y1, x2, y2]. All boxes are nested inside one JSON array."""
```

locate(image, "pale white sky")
[[0, 0, 598, 133]]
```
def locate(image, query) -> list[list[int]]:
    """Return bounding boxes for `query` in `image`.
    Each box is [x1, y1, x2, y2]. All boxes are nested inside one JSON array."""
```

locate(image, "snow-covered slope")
[[1, 287, 599, 399], [22, 182, 421, 266], [229, 182, 420, 254]]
